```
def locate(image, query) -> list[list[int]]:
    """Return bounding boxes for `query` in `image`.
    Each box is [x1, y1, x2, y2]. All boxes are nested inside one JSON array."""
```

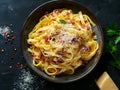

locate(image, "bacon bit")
[[92, 31, 95, 36], [44, 57, 50, 62], [66, 12, 70, 16], [82, 25, 90, 30], [57, 68, 62, 72], [71, 20, 75, 25], [87, 26, 90, 30], [39, 31, 42, 33], [58, 48, 66, 55], [66, 20, 75, 25], [72, 37, 82, 42], [30, 45, 34, 49], [82, 60, 88, 65], [35, 59, 40, 64], [39, 52, 43, 59], [56, 57, 63, 63], [44, 36, 51, 42], [77, 28, 81, 30], [60, 40, 65, 44], [53, 57, 63, 64], [45, 11, 49, 16], [81, 46, 88, 52], [54, 10, 61, 15], [32, 53, 36, 57]]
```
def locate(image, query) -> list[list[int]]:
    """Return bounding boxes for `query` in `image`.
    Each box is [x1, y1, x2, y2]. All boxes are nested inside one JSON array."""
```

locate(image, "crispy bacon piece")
[[44, 36, 51, 42], [58, 48, 66, 55], [39, 52, 43, 59], [57, 68, 62, 72], [30, 45, 34, 49], [81, 46, 88, 52], [72, 37, 82, 43], [66, 20, 75, 25], [53, 57, 63, 64]]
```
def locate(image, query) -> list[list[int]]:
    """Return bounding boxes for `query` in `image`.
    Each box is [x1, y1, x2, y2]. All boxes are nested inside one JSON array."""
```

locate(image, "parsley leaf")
[[104, 23, 120, 70], [106, 29, 117, 36], [115, 36, 120, 44], [59, 19, 66, 24]]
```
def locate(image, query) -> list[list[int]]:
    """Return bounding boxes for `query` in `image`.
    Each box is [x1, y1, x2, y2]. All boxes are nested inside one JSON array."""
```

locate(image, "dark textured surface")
[[0, 0, 120, 90]]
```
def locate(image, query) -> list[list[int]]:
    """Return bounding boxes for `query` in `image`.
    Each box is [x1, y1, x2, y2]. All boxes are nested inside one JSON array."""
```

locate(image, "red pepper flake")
[[11, 35, 16, 40], [16, 62, 23, 69]]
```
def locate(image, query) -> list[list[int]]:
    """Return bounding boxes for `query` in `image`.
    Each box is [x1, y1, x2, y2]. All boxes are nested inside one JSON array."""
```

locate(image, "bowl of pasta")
[[21, 0, 103, 83]]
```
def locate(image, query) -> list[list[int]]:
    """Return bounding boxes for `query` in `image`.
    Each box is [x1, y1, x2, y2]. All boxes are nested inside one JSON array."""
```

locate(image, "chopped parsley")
[[59, 19, 66, 24]]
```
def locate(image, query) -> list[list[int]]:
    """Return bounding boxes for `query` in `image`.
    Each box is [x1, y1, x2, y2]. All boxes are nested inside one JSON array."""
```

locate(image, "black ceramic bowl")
[[21, 0, 103, 83]]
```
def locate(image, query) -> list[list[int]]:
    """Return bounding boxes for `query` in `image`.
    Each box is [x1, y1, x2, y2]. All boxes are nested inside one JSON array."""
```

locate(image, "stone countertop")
[[0, 0, 120, 90]]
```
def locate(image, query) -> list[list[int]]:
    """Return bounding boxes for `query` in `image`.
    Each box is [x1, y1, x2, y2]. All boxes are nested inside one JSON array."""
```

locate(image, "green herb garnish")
[[59, 19, 66, 24], [104, 23, 120, 69]]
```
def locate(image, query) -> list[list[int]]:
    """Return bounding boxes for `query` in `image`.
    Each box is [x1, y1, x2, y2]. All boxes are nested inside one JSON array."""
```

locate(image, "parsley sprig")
[[104, 23, 120, 69]]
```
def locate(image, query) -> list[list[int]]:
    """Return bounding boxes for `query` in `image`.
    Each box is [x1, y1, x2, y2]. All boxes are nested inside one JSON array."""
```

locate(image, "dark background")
[[0, 0, 120, 90]]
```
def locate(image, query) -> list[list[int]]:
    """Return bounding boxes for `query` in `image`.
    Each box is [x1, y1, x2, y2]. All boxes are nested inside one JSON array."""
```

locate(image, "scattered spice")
[[16, 62, 23, 69], [14, 48, 17, 51], [1, 48, 5, 53], [9, 62, 24, 69]]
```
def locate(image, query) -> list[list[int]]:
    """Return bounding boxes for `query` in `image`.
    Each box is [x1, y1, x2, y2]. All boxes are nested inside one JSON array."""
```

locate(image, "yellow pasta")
[[27, 9, 99, 77]]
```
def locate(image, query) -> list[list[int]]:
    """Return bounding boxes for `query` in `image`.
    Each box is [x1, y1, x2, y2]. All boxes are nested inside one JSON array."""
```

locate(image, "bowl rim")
[[21, 0, 104, 83]]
